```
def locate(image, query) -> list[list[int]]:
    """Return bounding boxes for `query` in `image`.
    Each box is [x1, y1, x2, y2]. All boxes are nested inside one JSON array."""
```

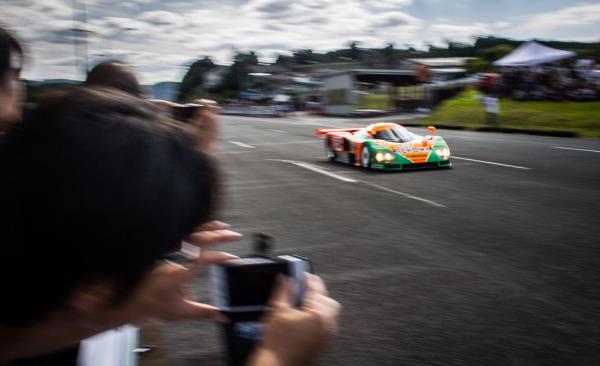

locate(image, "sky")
[[2, 0, 599, 83]]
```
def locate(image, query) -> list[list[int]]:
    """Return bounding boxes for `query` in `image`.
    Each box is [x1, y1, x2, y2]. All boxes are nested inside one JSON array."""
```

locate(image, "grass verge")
[[419, 89, 600, 138]]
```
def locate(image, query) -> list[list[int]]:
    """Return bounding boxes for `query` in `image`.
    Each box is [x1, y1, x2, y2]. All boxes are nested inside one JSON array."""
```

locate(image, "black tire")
[[361, 145, 371, 169]]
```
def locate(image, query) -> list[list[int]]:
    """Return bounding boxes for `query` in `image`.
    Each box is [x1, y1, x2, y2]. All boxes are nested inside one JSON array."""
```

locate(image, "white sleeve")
[[77, 325, 139, 366]]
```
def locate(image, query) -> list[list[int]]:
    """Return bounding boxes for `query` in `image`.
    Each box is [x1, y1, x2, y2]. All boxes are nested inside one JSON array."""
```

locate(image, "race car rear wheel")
[[325, 138, 336, 161], [361, 146, 371, 169]]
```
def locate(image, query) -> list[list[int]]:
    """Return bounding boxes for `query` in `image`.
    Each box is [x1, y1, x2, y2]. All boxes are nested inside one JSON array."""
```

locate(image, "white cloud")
[[138, 10, 185, 27], [364, 0, 414, 10], [2, 0, 597, 82], [371, 11, 421, 28], [518, 3, 600, 32], [3, 0, 422, 81], [492, 21, 511, 29]]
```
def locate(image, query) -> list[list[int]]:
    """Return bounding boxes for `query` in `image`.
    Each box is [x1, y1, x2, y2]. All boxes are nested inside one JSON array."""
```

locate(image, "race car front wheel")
[[361, 146, 371, 169], [325, 138, 336, 161]]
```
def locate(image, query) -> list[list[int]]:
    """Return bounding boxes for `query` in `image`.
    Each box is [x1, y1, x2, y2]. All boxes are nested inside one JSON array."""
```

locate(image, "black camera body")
[[210, 234, 311, 366], [211, 254, 310, 313], [171, 103, 203, 123]]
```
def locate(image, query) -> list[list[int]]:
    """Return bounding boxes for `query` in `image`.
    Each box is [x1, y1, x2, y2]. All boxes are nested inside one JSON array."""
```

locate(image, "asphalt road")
[[159, 114, 600, 366]]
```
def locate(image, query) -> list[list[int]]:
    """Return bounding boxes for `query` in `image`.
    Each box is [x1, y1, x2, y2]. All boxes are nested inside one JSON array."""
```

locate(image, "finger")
[[179, 300, 221, 320], [198, 251, 239, 266], [195, 99, 221, 110], [305, 274, 328, 303], [322, 297, 342, 331], [178, 251, 238, 280], [162, 257, 206, 283], [268, 275, 292, 310], [197, 220, 230, 231], [304, 295, 341, 332], [148, 99, 177, 110], [188, 229, 242, 247], [195, 98, 219, 107], [319, 296, 341, 319]]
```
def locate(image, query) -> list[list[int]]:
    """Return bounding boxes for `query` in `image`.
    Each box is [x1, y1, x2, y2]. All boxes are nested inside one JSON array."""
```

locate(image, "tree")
[[349, 41, 361, 60], [293, 49, 316, 64], [465, 58, 492, 74], [382, 43, 396, 68], [478, 44, 514, 62], [177, 56, 215, 102], [218, 51, 260, 92]]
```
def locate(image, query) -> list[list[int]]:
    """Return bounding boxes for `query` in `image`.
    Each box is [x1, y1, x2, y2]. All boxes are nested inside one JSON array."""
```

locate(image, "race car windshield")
[[375, 127, 413, 142]]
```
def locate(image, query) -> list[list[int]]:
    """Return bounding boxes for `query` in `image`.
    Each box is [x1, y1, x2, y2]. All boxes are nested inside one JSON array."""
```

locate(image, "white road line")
[[229, 182, 306, 191], [229, 141, 256, 149], [362, 181, 446, 208], [270, 159, 444, 207], [268, 129, 287, 133], [554, 146, 600, 153], [452, 156, 531, 170], [270, 159, 358, 183]]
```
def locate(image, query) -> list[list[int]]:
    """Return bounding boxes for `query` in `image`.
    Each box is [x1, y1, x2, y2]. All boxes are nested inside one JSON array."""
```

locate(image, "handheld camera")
[[171, 103, 204, 123], [210, 234, 311, 366]]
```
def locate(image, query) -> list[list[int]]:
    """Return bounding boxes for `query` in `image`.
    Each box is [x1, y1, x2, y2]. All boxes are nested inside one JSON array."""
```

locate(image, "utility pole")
[[72, 0, 89, 79]]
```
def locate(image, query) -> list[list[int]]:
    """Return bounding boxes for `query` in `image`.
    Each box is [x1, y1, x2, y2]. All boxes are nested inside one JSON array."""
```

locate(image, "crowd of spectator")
[[480, 60, 599, 101]]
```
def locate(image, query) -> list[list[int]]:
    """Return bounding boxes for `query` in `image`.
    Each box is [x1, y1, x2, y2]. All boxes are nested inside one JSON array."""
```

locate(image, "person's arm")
[[189, 99, 220, 154], [148, 98, 220, 154], [246, 275, 341, 366]]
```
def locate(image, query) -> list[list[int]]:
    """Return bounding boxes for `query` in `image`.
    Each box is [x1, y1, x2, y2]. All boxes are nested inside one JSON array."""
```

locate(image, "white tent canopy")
[[493, 41, 575, 67]]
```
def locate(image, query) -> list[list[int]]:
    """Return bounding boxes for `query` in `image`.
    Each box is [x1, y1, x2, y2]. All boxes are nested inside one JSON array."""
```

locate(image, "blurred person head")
[[0, 86, 218, 327], [86, 60, 221, 154], [85, 60, 143, 97], [0, 26, 24, 132]]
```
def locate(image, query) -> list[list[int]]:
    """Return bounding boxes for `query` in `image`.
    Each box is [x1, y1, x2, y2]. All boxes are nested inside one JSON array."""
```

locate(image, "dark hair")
[[85, 60, 143, 97], [0, 26, 23, 82], [0, 86, 218, 325]]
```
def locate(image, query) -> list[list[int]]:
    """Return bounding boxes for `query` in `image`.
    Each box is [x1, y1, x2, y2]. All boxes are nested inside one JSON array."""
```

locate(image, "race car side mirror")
[[368, 130, 376, 137], [427, 126, 436, 136]]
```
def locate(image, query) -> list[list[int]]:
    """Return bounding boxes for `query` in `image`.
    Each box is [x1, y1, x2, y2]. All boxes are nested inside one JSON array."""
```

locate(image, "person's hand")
[[147, 98, 221, 153], [112, 220, 241, 324], [248, 274, 341, 366], [187, 220, 242, 247], [119, 251, 235, 324]]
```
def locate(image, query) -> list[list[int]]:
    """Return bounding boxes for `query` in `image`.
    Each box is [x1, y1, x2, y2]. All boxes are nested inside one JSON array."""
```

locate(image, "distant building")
[[319, 69, 417, 114]]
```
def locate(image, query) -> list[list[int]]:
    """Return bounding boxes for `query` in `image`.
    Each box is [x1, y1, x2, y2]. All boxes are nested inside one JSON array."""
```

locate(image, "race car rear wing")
[[315, 128, 361, 137]]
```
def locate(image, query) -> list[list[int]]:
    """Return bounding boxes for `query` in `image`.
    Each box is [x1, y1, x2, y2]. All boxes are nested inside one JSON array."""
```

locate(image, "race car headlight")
[[435, 148, 451, 160], [375, 152, 384, 162], [384, 152, 394, 162]]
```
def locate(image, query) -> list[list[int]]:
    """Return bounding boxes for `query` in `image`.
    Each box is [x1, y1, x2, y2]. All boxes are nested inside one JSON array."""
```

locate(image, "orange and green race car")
[[316, 123, 451, 170]]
